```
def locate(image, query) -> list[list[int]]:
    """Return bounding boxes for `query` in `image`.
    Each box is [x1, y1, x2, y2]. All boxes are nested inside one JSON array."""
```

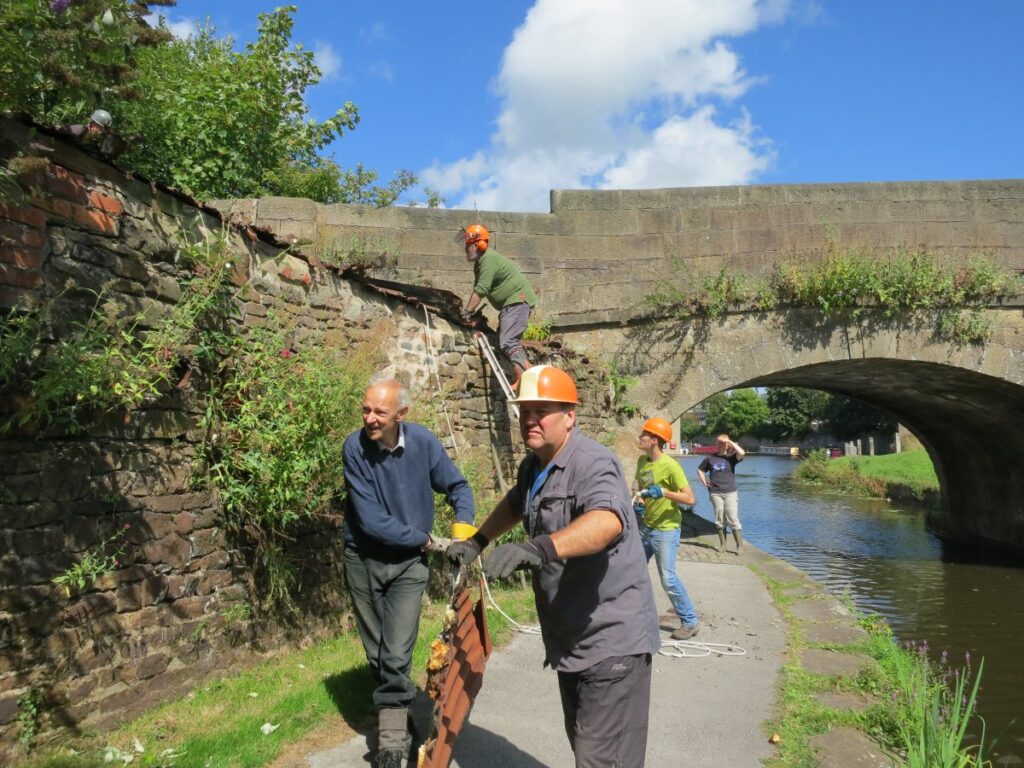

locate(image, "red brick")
[[70, 204, 118, 236], [43, 176, 87, 203], [45, 166, 88, 201], [0, 202, 45, 229], [19, 227, 45, 248], [0, 247, 44, 270], [30, 195, 73, 220], [88, 191, 123, 217], [0, 265, 44, 289]]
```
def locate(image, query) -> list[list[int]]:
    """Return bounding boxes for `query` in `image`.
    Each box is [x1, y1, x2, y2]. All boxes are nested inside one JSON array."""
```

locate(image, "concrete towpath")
[[306, 520, 789, 768]]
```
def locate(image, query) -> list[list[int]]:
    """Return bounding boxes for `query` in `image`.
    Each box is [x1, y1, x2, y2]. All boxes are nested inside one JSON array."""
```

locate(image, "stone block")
[[115, 576, 169, 612]]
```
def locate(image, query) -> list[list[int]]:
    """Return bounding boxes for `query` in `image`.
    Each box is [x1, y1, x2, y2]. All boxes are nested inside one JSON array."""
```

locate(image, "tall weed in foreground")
[[887, 642, 989, 768]]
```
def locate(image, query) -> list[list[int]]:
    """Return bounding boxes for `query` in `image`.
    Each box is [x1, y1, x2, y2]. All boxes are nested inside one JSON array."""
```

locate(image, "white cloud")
[[146, 13, 198, 40], [313, 42, 342, 80], [429, 0, 786, 212], [601, 107, 773, 189]]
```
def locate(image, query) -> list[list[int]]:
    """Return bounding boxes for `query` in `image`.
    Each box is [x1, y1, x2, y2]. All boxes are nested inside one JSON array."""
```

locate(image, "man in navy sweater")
[[342, 378, 475, 768]]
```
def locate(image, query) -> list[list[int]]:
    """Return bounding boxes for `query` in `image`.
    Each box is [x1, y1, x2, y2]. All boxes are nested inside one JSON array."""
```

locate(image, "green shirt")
[[635, 454, 690, 531], [472, 248, 537, 309]]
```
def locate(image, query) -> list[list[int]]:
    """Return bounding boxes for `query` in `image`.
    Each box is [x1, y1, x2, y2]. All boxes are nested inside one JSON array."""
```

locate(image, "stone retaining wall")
[[0, 120, 531, 756]]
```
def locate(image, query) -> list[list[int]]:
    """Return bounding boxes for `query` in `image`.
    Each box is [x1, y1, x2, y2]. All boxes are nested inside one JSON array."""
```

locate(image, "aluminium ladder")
[[475, 332, 519, 418]]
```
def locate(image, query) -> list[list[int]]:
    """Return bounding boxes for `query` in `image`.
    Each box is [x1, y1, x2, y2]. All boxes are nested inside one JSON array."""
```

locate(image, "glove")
[[423, 536, 452, 555], [633, 500, 647, 516], [641, 485, 663, 499], [482, 536, 557, 579], [446, 531, 488, 566]]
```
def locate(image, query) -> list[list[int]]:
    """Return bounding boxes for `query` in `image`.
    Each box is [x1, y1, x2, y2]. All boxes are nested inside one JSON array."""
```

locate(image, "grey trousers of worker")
[[557, 653, 653, 768], [343, 547, 429, 710], [498, 301, 531, 367]]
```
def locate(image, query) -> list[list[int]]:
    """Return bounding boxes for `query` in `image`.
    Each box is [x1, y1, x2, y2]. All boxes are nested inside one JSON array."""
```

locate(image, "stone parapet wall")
[[218, 177, 1024, 329]]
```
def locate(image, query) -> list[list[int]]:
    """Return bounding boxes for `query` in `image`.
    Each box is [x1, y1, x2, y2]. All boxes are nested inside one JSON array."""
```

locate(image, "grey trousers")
[[343, 547, 429, 710], [498, 301, 531, 367], [557, 653, 652, 768]]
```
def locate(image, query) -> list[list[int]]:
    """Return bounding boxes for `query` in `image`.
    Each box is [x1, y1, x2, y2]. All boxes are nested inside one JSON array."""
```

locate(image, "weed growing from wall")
[[17, 687, 40, 752], [522, 318, 553, 342], [646, 238, 1022, 344], [51, 525, 130, 597], [0, 230, 239, 431], [196, 325, 373, 613]]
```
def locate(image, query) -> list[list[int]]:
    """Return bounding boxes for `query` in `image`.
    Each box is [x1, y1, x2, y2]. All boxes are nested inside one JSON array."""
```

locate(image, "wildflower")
[[50, 0, 72, 13], [279, 348, 294, 359]]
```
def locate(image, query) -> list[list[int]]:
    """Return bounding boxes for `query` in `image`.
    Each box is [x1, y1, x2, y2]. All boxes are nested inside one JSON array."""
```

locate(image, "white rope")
[[478, 567, 749, 653], [422, 307, 460, 460], [481, 569, 544, 635], [658, 640, 747, 659]]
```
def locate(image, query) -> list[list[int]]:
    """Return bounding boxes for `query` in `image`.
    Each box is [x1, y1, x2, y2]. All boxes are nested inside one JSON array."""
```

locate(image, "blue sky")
[[162, 1, 1024, 212]]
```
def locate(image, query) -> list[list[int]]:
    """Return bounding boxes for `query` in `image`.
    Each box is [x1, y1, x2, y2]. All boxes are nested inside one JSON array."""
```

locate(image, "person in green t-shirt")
[[458, 224, 537, 389], [634, 417, 700, 640]]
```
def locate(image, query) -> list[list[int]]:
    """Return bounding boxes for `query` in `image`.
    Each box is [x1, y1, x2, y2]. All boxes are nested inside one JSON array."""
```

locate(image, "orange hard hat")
[[511, 365, 578, 404], [458, 224, 490, 253], [642, 417, 672, 444]]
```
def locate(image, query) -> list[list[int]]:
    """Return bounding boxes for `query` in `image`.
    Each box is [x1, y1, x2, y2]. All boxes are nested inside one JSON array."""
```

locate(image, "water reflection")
[[678, 455, 1024, 750]]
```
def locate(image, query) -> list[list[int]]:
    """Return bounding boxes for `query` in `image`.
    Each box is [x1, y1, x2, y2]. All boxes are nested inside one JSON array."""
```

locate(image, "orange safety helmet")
[[511, 365, 578, 404], [458, 224, 490, 254], [641, 417, 672, 445]]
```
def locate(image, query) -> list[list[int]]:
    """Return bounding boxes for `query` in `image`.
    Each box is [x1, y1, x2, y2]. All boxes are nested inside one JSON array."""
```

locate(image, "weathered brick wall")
[[218, 179, 1024, 330], [0, 119, 555, 757]]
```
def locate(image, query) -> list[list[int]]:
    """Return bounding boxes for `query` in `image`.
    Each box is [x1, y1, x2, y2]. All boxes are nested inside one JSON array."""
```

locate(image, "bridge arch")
[[559, 306, 1024, 552]]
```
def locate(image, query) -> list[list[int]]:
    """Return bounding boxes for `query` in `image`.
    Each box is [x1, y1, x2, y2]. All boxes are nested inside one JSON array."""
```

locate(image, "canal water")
[[678, 454, 1024, 756]]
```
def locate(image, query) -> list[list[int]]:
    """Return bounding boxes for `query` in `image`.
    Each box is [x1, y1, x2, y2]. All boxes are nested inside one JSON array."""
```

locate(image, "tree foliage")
[[2, 3, 434, 206], [707, 388, 769, 438], [763, 387, 829, 441], [113, 7, 361, 200], [0, 0, 172, 123]]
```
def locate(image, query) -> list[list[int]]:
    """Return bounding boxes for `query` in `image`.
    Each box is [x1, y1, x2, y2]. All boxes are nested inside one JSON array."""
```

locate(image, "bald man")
[[342, 378, 475, 768]]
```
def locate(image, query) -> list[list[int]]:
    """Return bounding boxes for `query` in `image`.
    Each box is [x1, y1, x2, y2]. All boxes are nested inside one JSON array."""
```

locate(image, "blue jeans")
[[344, 547, 429, 709], [640, 525, 698, 628]]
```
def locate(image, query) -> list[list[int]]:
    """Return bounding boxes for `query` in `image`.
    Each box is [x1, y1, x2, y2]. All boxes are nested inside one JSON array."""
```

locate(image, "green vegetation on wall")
[[648, 238, 1023, 344], [1, 231, 375, 612]]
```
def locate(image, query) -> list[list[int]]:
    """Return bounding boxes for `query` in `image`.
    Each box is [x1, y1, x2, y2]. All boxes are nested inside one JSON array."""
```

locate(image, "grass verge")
[[17, 578, 537, 768], [757, 571, 987, 768], [795, 449, 938, 504]]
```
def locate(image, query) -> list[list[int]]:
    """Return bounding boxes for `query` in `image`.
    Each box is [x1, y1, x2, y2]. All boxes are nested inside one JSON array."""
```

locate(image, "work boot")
[[376, 708, 410, 767], [509, 362, 526, 391], [717, 528, 727, 552], [671, 622, 700, 641], [732, 529, 743, 554]]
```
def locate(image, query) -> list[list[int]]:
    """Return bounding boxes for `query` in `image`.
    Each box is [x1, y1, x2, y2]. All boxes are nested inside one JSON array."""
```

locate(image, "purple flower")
[[50, 0, 72, 13]]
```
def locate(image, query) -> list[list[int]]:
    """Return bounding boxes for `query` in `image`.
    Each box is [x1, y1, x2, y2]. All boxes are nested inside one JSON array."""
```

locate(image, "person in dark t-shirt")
[[697, 433, 745, 553]]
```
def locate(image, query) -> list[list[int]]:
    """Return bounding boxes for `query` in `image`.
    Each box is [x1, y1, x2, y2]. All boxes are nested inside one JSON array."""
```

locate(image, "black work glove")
[[482, 536, 557, 579], [446, 531, 489, 567]]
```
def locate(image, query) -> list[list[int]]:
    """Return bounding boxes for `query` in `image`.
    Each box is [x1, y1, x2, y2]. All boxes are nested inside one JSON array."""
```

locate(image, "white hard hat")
[[90, 109, 112, 128]]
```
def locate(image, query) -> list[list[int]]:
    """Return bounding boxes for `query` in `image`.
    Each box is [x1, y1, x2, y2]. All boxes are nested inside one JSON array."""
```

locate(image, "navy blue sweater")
[[342, 422, 475, 556]]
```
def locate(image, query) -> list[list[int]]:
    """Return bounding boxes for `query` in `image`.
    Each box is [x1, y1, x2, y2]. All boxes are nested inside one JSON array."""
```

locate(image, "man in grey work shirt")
[[448, 365, 660, 768]]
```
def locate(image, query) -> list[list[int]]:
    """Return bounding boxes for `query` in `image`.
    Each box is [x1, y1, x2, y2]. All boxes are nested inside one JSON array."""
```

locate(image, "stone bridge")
[[229, 179, 1024, 551]]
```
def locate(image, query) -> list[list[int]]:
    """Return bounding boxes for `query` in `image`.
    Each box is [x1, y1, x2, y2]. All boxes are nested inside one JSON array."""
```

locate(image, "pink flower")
[[279, 348, 294, 359]]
